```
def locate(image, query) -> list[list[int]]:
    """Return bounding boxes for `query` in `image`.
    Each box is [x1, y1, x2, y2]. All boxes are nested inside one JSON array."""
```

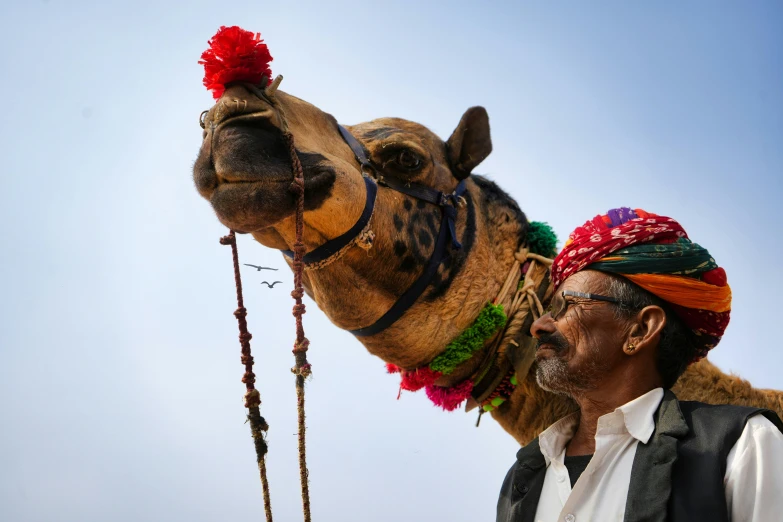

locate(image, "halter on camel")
[[198, 25, 555, 521], [283, 125, 468, 337]]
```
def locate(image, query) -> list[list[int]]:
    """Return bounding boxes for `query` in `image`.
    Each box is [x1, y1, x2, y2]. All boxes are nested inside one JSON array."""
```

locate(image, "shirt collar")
[[537, 387, 664, 464], [616, 387, 664, 443]]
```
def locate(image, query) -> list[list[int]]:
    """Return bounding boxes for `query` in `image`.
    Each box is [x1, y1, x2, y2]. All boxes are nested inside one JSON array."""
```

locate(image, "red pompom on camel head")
[[199, 26, 273, 99]]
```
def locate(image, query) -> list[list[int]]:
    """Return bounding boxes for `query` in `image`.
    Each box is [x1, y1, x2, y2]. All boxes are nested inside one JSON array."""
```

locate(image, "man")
[[497, 207, 783, 522]]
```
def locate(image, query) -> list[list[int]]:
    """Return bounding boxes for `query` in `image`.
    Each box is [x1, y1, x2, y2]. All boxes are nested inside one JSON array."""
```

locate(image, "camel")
[[193, 83, 783, 445]]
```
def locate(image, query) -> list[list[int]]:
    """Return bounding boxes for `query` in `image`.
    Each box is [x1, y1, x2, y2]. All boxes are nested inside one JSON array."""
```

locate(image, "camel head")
[[194, 85, 356, 234], [194, 82, 490, 241], [193, 83, 521, 373]]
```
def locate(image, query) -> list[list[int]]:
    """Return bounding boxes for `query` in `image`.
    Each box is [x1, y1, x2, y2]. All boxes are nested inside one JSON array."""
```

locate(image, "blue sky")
[[1, 1, 781, 521]]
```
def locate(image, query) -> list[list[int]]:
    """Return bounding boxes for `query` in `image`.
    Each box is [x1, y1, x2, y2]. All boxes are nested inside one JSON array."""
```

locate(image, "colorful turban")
[[551, 207, 731, 360]]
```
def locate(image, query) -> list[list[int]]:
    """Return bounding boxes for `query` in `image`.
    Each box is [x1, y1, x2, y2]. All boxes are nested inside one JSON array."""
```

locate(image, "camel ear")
[[446, 106, 492, 180]]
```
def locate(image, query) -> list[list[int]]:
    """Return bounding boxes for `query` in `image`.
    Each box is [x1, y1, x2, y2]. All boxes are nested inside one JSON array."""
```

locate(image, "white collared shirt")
[[533, 388, 783, 522]]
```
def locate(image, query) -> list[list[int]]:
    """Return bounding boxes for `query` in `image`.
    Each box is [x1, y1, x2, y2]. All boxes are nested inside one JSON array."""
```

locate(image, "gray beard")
[[535, 346, 611, 399], [536, 357, 580, 398]]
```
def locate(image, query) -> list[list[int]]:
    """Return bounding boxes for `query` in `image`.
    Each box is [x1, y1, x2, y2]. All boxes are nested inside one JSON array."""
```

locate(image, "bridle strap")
[[376, 175, 464, 250], [281, 176, 377, 264], [280, 124, 467, 337], [337, 124, 463, 249], [349, 183, 465, 337], [337, 124, 373, 170]]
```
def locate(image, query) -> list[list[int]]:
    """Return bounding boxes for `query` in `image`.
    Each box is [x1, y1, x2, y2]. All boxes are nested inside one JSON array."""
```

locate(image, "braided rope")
[[496, 250, 550, 351], [478, 247, 552, 380], [219, 231, 274, 522], [283, 131, 312, 522]]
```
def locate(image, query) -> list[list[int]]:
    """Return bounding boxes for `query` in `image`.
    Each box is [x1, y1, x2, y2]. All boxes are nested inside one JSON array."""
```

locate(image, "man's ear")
[[446, 106, 492, 180], [626, 306, 667, 356]]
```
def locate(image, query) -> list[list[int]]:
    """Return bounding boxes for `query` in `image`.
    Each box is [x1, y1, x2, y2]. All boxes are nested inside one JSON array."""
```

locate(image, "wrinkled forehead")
[[351, 118, 447, 158], [558, 270, 613, 295]]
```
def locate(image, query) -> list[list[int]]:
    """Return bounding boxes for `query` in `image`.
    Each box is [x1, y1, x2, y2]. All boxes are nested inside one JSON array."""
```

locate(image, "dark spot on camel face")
[[425, 212, 437, 232], [390, 204, 439, 272], [417, 229, 432, 248], [400, 256, 418, 272], [403, 199, 413, 211]]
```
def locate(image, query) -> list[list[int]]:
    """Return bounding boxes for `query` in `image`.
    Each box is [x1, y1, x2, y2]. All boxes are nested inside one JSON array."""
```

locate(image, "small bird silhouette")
[[261, 281, 283, 288], [244, 264, 278, 271]]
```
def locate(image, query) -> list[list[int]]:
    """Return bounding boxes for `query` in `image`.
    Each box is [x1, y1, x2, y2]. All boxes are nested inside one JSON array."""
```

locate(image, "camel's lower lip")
[[216, 172, 293, 185], [214, 167, 334, 191], [208, 169, 336, 232]]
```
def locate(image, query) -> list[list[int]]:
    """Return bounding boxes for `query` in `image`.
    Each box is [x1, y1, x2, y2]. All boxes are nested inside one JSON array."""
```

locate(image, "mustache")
[[536, 332, 570, 353]]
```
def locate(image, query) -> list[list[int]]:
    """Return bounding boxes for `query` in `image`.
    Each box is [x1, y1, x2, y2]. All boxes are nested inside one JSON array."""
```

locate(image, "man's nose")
[[530, 314, 555, 339]]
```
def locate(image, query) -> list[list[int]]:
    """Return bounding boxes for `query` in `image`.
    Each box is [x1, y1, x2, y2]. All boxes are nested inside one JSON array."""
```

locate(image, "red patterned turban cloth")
[[551, 207, 731, 361]]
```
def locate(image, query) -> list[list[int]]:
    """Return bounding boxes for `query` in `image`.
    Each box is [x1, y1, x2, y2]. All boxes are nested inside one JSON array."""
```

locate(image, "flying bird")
[[244, 264, 278, 271], [260, 281, 283, 288]]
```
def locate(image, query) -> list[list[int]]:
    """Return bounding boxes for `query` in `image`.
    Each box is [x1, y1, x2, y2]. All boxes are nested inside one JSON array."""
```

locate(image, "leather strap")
[[339, 124, 464, 249], [281, 175, 377, 264], [278, 124, 469, 338], [338, 124, 373, 169], [349, 209, 452, 337], [348, 176, 466, 336]]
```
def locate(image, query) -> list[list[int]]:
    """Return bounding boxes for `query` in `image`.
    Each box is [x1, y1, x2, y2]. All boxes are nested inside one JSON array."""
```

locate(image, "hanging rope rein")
[[219, 230, 274, 522], [284, 130, 313, 522], [219, 131, 313, 522]]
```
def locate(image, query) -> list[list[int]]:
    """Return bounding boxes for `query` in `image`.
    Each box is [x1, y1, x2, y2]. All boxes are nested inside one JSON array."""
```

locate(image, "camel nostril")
[[209, 84, 280, 127]]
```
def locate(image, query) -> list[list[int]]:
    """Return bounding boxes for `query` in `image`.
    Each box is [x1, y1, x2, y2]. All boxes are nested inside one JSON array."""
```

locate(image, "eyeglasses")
[[545, 290, 624, 321]]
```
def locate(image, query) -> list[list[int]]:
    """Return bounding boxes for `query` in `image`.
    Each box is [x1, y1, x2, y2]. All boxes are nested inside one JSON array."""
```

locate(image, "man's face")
[[531, 270, 627, 398]]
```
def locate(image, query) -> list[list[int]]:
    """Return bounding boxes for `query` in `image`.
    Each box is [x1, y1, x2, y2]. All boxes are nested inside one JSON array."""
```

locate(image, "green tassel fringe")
[[527, 221, 558, 258], [430, 303, 507, 375]]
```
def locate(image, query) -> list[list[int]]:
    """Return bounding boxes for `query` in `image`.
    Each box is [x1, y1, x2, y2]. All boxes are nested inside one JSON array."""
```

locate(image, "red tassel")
[[425, 380, 474, 411], [400, 367, 442, 392], [199, 26, 273, 99]]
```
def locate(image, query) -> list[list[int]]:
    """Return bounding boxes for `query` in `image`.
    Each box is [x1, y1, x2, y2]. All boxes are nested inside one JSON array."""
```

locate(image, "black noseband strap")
[[281, 176, 377, 264]]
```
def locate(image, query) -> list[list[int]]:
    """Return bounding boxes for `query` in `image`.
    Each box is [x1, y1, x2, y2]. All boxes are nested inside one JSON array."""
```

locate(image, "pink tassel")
[[400, 367, 442, 391], [425, 380, 474, 411]]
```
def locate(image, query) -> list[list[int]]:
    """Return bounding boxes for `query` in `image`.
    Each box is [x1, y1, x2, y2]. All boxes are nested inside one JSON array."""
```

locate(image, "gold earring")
[[627, 343, 636, 353]]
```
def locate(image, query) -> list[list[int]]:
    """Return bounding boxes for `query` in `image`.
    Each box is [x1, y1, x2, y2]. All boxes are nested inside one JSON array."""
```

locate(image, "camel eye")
[[397, 150, 422, 170]]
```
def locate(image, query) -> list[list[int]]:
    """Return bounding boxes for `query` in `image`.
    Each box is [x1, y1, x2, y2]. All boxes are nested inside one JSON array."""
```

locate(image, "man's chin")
[[535, 360, 575, 397]]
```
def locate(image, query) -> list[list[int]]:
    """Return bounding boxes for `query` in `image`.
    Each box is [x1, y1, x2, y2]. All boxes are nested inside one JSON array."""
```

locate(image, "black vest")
[[497, 390, 783, 522]]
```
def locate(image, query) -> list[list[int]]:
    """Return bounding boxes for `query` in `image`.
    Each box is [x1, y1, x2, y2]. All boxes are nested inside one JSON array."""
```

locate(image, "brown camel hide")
[[193, 83, 783, 445]]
